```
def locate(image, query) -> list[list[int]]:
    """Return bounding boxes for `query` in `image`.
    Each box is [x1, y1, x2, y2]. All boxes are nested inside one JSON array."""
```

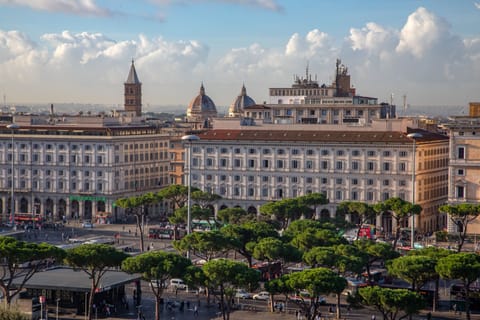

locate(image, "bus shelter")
[[11, 266, 141, 317]]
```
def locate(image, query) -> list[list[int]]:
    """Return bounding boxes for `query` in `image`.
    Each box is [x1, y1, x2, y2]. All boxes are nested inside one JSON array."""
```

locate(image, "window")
[[220, 147, 228, 154], [383, 180, 390, 186], [458, 147, 465, 159], [277, 177, 283, 183], [262, 188, 268, 197], [383, 151, 391, 157], [457, 186, 465, 198], [85, 155, 90, 163], [46, 154, 52, 162], [321, 150, 329, 156], [206, 147, 214, 154], [367, 162, 374, 171], [336, 178, 343, 184], [336, 161, 343, 170], [367, 150, 376, 157], [306, 177, 313, 183], [262, 176, 269, 182], [321, 178, 328, 184], [234, 159, 241, 167], [351, 161, 359, 170], [457, 169, 465, 176], [399, 162, 406, 171], [291, 177, 298, 183], [306, 149, 314, 155], [234, 148, 241, 154], [382, 192, 390, 201], [277, 160, 284, 168], [291, 160, 299, 169], [234, 175, 241, 181], [351, 191, 358, 200], [335, 190, 343, 200], [367, 179, 374, 185], [321, 161, 328, 170], [306, 160, 313, 169], [352, 150, 360, 156], [383, 162, 390, 171], [248, 188, 254, 197], [399, 151, 408, 157], [337, 150, 344, 156], [367, 192, 374, 201], [220, 159, 227, 167], [206, 158, 213, 167], [263, 149, 271, 155], [248, 159, 255, 168], [58, 155, 65, 163], [399, 180, 407, 186], [352, 178, 358, 185], [277, 149, 285, 155], [249, 148, 256, 154], [292, 149, 300, 155]]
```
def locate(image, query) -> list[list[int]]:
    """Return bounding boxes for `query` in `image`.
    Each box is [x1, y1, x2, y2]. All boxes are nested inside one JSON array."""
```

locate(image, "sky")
[[0, 0, 479, 113]]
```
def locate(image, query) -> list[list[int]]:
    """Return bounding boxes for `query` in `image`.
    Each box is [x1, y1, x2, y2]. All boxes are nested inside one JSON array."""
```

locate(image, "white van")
[[169, 278, 187, 290]]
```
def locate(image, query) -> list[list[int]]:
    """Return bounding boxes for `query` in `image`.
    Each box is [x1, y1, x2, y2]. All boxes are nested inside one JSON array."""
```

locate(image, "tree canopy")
[[439, 203, 480, 252], [64, 244, 128, 320], [0, 237, 66, 306], [122, 251, 192, 320]]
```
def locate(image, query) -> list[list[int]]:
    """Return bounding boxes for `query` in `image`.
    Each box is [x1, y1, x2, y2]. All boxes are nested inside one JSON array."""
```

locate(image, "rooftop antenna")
[[3, 93, 6, 111], [403, 94, 407, 114], [390, 93, 394, 106]]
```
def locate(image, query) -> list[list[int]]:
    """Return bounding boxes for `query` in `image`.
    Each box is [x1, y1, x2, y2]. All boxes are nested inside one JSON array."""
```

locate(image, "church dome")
[[187, 83, 217, 119], [228, 84, 256, 117]]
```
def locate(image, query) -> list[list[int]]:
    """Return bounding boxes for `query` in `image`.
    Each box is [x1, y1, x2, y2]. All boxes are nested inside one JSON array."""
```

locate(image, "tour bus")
[[148, 227, 186, 240]]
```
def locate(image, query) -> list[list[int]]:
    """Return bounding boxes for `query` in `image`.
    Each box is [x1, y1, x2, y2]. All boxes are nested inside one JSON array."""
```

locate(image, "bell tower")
[[124, 59, 142, 116]]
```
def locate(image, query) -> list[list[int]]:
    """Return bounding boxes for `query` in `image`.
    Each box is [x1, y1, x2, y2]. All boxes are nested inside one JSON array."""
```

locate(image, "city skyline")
[[0, 0, 479, 110]]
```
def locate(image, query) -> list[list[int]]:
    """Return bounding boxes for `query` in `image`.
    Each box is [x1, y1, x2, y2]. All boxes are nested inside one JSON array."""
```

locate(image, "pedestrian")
[[193, 304, 198, 316], [371, 315, 376, 320], [453, 303, 457, 314]]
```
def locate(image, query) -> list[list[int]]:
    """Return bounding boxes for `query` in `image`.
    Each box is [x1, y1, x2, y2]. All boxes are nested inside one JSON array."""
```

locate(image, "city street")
[[16, 221, 480, 320]]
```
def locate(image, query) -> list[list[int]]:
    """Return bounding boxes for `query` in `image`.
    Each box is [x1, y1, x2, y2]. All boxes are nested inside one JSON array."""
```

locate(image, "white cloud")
[[149, 0, 283, 12], [1, 6, 480, 109], [0, 0, 110, 16], [396, 7, 450, 58], [475, 2, 480, 9]]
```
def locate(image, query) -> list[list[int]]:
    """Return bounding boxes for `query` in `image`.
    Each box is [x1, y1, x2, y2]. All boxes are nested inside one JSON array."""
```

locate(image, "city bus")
[[148, 227, 186, 240], [14, 213, 44, 228]]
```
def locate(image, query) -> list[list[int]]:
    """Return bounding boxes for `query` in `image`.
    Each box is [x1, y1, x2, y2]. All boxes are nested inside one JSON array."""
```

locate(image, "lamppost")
[[407, 132, 422, 249], [181, 134, 200, 256], [7, 123, 19, 229]]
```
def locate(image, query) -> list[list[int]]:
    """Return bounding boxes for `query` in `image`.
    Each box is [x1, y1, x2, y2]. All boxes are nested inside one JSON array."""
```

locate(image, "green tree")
[[122, 251, 192, 320], [202, 259, 260, 320], [354, 240, 399, 283], [259, 198, 311, 229], [408, 247, 452, 311], [191, 190, 222, 210], [157, 184, 193, 210], [64, 244, 128, 320], [285, 268, 347, 320], [290, 228, 346, 252], [338, 201, 376, 239], [116, 192, 160, 252], [374, 197, 422, 249], [439, 203, 480, 252], [436, 252, 480, 320], [253, 237, 302, 277], [220, 221, 278, 267], [0, 237, 66, 307], [359, 286, 424, 320], [297, 193, 329, 218], [173, 230, 231, 262], [217, 207, 254, 225], [388, 255, 437, 291]]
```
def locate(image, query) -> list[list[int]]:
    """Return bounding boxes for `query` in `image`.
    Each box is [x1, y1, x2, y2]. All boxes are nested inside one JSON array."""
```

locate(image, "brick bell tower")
[[124, 59, 142, 116]]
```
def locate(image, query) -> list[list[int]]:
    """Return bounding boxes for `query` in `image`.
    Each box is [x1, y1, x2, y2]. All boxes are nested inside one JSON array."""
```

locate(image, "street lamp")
[[7, 123, 19, 229], [407, 132, 422, 249], [181, 134, 200, 247]]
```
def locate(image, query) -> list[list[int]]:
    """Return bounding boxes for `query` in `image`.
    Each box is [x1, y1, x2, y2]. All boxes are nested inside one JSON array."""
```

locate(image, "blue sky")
[[0, 0, 479, 112]]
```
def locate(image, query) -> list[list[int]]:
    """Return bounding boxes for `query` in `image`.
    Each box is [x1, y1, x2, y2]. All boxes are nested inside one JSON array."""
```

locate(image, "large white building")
[[0, 62, 174, 224]]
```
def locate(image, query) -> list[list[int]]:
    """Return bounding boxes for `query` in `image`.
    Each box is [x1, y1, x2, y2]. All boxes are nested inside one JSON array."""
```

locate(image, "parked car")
[[252, 291, 270, 300], [150, 279, 167, 289], [82, 220, 94, 228], [235, 289, 251, 299], [169, 278, 187, 290]]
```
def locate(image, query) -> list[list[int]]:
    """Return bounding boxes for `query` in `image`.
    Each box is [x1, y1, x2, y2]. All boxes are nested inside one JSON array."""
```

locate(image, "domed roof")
[[228, 84, 256, 117], [187, 83, 217, 119]]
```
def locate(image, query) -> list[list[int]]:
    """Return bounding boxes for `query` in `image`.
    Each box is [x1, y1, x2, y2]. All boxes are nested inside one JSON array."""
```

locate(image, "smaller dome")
[[228, 84, 256, 117], [187, 83, 218, 120]]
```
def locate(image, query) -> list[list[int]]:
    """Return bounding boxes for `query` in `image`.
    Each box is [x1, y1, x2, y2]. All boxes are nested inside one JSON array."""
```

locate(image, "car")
[[82, 220, 94, 228], [235, 289, 251, 299], [252, 291, 270, 300], [169, 278, 187, 290], [150, 279, 167, 289]]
